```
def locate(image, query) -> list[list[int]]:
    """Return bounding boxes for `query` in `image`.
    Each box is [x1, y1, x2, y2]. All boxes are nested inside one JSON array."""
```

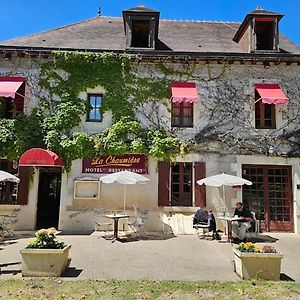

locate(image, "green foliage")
[[0, 51, 187, 170], [27, 228, 65, 249]]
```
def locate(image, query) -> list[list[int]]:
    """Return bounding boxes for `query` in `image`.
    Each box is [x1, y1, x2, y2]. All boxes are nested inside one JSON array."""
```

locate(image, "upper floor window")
[[171, 102, 193, 128], [0, 77, 26, 119], [255, 18, 277, 51], [254, 83, 288, 129], [87, 94, 102, 122], [131, 20, 150, 48], [255, 96, 276, 129]]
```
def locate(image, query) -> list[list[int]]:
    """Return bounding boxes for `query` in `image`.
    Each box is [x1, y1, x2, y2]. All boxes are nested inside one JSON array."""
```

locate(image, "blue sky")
[[0, 0, 299, 46]]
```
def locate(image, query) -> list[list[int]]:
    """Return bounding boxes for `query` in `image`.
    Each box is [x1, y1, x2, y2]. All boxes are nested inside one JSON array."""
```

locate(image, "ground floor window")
[[0, 160, 18, 204], [242, 165, 293, 232], [171, 163, 192, 206], [158, 161, 206, 207]]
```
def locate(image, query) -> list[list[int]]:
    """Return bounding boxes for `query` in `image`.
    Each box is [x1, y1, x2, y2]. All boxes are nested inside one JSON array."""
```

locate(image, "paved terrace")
[[0, 232, 299, 281]]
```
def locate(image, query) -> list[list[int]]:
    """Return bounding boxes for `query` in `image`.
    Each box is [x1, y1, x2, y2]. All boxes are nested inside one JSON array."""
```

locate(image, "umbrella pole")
[[222, 185, 226, 216], [123, 184, 127, 212]]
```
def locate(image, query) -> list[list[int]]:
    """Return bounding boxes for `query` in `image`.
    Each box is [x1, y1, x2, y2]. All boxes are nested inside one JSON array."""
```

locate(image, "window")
[[0, 160, 18, 204], [255, 91, 276, 129], [131, 20, 150, 48], [0, 97, 15, 118], [171, 163, 192, 207], [0, 77, 26, 119], [171, 102, 193, 128], [87, 94, 102, 122], [255, 19, 276, 51]]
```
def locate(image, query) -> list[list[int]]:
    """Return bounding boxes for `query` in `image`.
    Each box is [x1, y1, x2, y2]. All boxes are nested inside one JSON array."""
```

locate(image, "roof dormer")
[[122, 4, 160, 50], [233, 7, 283, 53]]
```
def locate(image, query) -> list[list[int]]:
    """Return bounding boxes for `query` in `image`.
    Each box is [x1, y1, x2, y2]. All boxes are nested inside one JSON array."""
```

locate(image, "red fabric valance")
[[255, 84, 288, 105], [171, 82, 198, 103], [19, 148, 64, 167]]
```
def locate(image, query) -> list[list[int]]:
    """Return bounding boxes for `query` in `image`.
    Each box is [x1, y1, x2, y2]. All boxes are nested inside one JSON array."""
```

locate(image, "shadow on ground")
[[0, 261, 21, 276]]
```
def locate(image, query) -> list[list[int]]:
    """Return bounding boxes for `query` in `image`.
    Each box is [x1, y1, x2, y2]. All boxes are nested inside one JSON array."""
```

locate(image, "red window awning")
[[171, 82, 198, 103], [255, 84, 288, 105], [0, 77, 26, 98], [19, 148, 64, 167]]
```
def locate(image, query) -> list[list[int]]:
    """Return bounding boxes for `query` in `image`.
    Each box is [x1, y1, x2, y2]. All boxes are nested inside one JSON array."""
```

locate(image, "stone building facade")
[[0, 6, 299, 234]]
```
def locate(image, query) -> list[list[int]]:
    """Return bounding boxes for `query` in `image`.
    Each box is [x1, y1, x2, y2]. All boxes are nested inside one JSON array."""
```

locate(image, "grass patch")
[[0, 279, 299, 299]]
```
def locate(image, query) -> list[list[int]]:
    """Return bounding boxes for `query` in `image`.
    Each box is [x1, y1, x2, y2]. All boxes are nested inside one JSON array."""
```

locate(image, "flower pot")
[[20, 245, 71, 277], [233, 248, 283, 280]]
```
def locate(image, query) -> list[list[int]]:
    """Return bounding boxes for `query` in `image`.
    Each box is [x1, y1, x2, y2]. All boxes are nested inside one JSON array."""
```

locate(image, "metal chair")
[[246, 212, 260, 239], [193, 218, 212, 239], [0, 208, 20, 238], [128, 209, 149, 239], [93, 208, 113, 239]]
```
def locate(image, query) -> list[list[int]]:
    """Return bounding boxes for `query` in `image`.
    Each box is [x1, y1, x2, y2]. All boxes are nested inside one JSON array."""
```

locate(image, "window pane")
[[87, 95, 102, 121]]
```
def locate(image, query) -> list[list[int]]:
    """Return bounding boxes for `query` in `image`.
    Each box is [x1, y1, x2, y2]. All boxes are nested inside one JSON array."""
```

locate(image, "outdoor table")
[[104, 214, 129, 243], [217, 216, 244, 243]]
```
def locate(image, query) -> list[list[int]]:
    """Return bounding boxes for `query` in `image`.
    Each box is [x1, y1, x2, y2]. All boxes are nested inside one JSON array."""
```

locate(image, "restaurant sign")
[[82, 154, 148, 174]]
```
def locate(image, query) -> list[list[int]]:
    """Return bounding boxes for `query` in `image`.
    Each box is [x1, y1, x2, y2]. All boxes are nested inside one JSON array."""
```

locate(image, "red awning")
[[19, 148, 64, 167], [171, 82, 198, 103], [255, 84, 288, 105], [0, 77, 26, 98]]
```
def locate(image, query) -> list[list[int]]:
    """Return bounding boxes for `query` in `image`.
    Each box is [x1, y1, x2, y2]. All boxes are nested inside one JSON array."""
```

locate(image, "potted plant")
[[233, 242, 283, 280], [20, 227, 71, 277]]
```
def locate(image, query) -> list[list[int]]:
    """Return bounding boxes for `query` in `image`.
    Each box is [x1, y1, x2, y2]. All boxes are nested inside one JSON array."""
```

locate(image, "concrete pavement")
[[0, 232, 299, 281]]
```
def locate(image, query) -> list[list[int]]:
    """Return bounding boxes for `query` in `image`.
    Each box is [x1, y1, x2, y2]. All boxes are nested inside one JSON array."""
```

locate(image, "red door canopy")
[[255, 84, 288, 104], [171, 82, 199, 103], [19, 148, 64, 167], [0, 77, 26, 98]]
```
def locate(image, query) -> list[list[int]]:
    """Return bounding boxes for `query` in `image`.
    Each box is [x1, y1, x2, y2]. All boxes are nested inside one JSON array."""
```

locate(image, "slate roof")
[[0, 16, 299, 54]]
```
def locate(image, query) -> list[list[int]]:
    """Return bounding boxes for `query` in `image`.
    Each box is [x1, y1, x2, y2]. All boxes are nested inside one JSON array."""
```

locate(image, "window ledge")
[[161, 206, 198, 213]]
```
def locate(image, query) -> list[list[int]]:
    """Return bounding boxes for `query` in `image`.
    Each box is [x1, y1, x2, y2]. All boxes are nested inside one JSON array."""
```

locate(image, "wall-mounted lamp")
[[268, 146, 274, 155]]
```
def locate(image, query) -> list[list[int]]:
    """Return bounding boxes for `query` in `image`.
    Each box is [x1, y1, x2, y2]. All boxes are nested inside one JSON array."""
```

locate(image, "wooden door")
[[242, 165, 293, 232]]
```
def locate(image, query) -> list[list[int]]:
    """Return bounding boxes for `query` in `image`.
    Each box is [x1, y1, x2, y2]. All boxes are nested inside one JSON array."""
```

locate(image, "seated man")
[[232, 202, 253, 241], [193, 207, 219, 239]]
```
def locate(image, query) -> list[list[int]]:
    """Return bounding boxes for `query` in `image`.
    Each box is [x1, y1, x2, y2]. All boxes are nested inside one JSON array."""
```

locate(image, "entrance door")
[[242, 165, 293, 232], [36, 169, 62, 229], [171, 163, 192, 206]]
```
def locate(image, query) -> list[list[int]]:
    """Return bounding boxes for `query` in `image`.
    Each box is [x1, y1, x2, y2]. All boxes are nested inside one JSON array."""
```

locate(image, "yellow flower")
[[35, 229, 48, 237]]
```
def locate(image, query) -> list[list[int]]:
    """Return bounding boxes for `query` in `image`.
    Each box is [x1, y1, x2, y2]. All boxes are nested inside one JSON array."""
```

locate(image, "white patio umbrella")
[[99, 170, 150, 211], [197, 173, 252, 212], [0, 170, 20, 183]]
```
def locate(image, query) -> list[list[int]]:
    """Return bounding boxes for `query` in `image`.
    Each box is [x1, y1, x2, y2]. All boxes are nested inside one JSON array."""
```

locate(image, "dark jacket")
[[234, 207, 253, 220]]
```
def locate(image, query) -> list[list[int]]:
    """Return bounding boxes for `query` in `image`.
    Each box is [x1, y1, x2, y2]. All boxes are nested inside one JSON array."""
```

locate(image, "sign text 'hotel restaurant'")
[[82, 154, 148, 174]]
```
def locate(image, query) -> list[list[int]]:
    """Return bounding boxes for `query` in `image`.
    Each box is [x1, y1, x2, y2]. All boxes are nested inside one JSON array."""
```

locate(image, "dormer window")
[[233, 7, 282, 53], [123, 5, 160, 50], [254, 18, 277, 51], [131, 20, 150, 48]]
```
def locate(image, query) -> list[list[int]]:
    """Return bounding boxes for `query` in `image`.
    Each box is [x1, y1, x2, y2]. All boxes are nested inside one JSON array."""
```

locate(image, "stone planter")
[[20, 245, 71, 277], [233, 248, 283, 280]]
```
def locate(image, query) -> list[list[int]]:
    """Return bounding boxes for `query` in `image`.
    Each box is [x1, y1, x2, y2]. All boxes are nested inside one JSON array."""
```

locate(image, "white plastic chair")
[[193, 219, 212, 239], [246, 212, 260, 238], [93, 208, 113, 239], [128, 209, 149, 239]]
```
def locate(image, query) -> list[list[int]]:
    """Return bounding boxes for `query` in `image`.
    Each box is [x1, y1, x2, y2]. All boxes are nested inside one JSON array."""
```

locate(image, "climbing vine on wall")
[[0, 51, 187, 171]]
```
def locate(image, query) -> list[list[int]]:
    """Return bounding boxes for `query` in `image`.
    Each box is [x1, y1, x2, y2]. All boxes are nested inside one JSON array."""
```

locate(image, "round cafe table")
[[104, 214, 129, 243]]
